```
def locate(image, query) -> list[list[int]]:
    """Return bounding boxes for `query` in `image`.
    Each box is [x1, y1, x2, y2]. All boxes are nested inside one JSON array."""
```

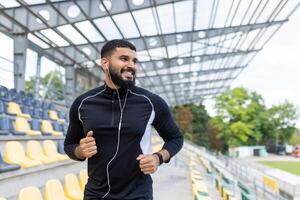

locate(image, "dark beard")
[[108, 67, 135, 90]]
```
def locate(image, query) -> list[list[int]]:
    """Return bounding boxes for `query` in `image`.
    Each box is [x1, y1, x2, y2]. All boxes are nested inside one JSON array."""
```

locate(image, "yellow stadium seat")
[[4, 141, 42, 168], [41, 120, 63, 136], [43, 140, 68, 161], [27, 141, 57, 164], [15, 117, 42, 136], [64, 174, 84, 200], [7, 102, 31, 119], [49, 110, 65, 123], [79, 169, 88, 190], [18, 186, 43, 200], [45, 179, 70, 200]]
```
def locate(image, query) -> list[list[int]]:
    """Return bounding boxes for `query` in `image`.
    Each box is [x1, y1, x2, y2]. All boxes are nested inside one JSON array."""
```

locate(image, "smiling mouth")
[[121, 68, 135, 80]]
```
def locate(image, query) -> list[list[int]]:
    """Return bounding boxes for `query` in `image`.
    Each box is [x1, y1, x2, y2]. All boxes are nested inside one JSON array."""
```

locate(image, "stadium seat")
[[79, 169, 88, 190], [21, 106, 31, 115], [41, 120, 63, 136], [7, 102, 30, 118], [43, 140, 69, 160], [0, 151, 20, 173], [15, 117, 42, 136], [0, 86, 11, 102], [18, 186, 43, 200], [4, 141, 42, 168], [64, 174, 84, 200], [1, 116, 26, 136], [49, 110, 65, 123], [30, 119, 51, 136], [0, 99, 6, 114], [57, 140, 66, 154], [27, 141, 57, 164], [31, 108, 41, 119], [45, 179, 70, 200], [0, 116, 10, 135]]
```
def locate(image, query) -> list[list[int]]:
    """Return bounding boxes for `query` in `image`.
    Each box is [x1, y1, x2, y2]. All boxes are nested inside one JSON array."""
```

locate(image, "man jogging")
[[64, 39, 183, 200]]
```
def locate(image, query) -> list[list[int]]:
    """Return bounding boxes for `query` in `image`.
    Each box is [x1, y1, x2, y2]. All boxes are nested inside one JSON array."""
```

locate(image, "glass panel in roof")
[[148, 47, 167, 60], [113, 13, 140, 38], [28, 33, 49, 48], [167, 42, 191, 58], [94, 17, 122, 40], [0, 0, 19, 8], [157, 3, 175, 34], [75, 21, 104, 42], [57, 24, 87, 45], [174, 0, 193, 32], [194, 0, 213, 30], [23, 0, 45, 5], [136, 50, 150, 61], [132, 8, 158, 36], [40, 29, 69, 46]]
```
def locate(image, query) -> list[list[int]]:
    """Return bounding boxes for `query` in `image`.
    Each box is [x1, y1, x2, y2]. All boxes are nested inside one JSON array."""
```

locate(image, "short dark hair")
[[101, 39, 136, 58]]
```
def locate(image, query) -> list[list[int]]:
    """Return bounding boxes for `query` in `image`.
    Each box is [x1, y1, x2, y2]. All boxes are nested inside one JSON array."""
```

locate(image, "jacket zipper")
[[111, 92, 115, 126]]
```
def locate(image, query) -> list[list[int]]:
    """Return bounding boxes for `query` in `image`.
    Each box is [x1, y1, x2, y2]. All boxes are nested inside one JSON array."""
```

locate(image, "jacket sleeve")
[[152, 96, 183, 162], [64, 97, 86, 161]]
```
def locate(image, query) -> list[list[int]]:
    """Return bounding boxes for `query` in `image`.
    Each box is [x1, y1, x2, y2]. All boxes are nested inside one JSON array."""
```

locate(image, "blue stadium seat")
[[60, 123, 68, 135], [0, 151, 20, 173], [33, 99, 42, 108], [0, 88, 12, 102], [0, 99, 6, 114], [22, 106, 31, 115], [0, 116, 11, 135], [31, 108, 41, 119], [57, 140, 65, 154], [42, 110, 50, 120], [31, 119, 51, 136], [52, 122, 62, 132]]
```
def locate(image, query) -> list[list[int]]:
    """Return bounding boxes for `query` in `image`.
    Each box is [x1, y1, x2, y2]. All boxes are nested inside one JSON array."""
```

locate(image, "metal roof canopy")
[[0, 0, 299, 106]]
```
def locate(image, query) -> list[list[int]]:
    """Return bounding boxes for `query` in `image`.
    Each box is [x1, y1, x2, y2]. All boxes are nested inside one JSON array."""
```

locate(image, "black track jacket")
[[64, 84, 183, 200]]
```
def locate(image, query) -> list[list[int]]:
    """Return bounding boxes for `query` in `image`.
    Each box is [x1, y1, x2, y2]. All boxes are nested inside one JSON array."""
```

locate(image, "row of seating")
[[0, 85, 55, 110], [0, 170, 87, 200], [0, 116, 67, 136], [0, 140, 68, 171], [189, 157, 212, 200], [0, 100, 67, 122]]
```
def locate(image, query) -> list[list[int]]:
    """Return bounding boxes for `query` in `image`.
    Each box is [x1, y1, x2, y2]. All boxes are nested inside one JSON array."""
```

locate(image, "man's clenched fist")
[[136, 154, 159, 175], [75, 131, 97, 159]]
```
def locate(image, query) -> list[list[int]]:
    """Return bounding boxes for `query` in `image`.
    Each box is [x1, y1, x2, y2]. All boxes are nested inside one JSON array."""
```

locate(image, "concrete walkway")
[[152, 152, 193, 200]]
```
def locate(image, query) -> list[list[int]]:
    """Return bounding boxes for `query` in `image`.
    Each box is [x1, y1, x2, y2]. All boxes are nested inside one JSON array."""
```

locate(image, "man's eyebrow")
[[119, 55, 139, 62]]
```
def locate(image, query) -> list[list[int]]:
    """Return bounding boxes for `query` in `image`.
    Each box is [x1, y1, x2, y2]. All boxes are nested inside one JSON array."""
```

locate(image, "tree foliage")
[[172, 103, 210, 148], [212, 87, 299, 151], [25, 71, 64, 100]]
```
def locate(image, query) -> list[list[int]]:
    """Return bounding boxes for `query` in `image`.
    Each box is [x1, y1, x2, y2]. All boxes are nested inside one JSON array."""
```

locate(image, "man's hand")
[[136, 154, 159, 175], [75, 131, 97, 159]]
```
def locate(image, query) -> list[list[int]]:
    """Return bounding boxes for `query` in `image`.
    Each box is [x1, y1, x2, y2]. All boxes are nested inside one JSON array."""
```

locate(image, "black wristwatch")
[[153, 152, 163, 165]]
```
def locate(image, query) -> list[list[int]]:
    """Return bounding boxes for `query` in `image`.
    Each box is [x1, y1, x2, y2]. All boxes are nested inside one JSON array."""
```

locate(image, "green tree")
[[211, 87, 299, 151], [172, 103, 209, 147], [268, 101, 298, 143], [25, 71, 64, 100]]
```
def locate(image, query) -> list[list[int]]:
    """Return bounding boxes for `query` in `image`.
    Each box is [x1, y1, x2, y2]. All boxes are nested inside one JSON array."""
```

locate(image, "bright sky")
[[204, 9, 300, 129]]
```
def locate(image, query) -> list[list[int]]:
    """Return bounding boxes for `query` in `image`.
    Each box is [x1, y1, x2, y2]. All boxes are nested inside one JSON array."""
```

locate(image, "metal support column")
[[13, 33, 28, 92], [65, 64, 75, 107], [34, 54, 42, 99]]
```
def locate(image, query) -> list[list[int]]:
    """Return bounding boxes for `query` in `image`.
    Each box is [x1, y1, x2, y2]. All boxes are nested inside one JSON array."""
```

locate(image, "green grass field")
[[258, 161, 300, 176]]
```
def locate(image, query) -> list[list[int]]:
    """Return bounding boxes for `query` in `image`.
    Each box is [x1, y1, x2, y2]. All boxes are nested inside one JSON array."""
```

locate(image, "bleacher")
[[0, 85, 86, 199]]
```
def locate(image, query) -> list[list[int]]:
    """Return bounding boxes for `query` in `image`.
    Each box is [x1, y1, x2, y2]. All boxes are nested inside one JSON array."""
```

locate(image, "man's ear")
[[100, 57, 109, 72]]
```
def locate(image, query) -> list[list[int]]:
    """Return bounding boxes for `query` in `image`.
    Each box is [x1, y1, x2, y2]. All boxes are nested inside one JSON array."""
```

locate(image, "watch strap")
[[153, 152, 163, 165]]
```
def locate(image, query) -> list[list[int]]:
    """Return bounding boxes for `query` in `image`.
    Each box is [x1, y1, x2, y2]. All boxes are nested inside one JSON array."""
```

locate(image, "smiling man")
[[64, 39, 183, 200]]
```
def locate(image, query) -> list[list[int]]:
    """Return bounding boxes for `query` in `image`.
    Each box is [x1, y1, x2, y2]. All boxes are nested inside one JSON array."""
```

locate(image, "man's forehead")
[[113, 47, 136, 57]]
